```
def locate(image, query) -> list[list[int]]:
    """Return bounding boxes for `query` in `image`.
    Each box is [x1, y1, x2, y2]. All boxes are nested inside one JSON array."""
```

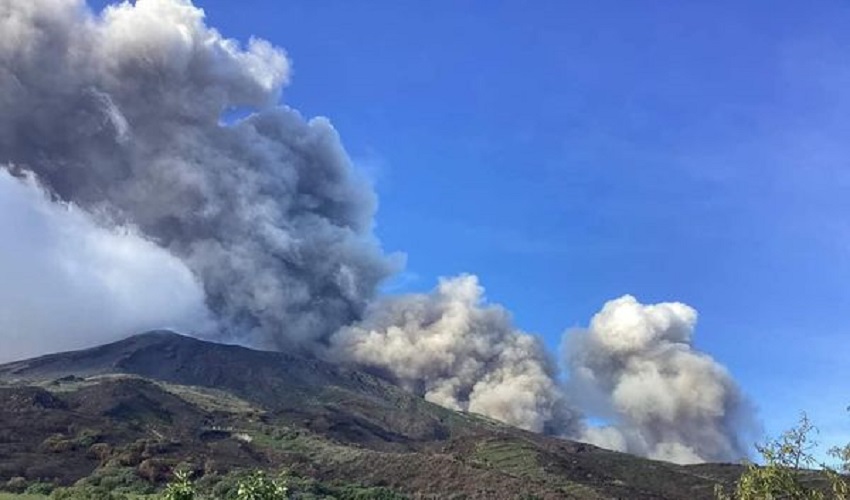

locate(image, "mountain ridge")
[[0, 331, 742, 499]]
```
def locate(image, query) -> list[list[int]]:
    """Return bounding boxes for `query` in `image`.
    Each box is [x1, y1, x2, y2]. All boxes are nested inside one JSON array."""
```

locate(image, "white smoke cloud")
[[0, 169, 211, 362], [564, 295, 754, 464], [330, 275, 579, 434]]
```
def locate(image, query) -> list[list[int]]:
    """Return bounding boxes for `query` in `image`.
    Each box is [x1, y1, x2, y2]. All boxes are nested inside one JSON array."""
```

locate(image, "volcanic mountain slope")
[[0, 332, 742, 499]]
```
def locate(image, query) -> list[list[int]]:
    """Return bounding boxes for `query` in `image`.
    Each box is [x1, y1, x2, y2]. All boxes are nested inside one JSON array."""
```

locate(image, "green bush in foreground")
[[162, 470, 196, 500], [161, 469, 288, 500], [158, 469, 406, 500], [716, 412, 850, 500], [234, 471, 288, 500]]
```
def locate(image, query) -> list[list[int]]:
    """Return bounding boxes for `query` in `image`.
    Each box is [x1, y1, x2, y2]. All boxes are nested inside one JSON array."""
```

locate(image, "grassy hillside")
[[0, 332, 743, 499]]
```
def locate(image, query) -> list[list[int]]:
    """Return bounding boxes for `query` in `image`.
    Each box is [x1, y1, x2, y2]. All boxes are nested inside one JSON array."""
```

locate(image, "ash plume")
[[0, 169, 211, 362], [0, 0, 395, 348], [330, 275, 579, 434], [0, 0, 756, 464], [563, 295, 753, 464]]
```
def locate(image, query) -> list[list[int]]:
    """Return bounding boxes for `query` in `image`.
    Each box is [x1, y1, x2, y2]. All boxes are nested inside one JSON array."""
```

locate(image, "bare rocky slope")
[[0, 331, 742, 499]]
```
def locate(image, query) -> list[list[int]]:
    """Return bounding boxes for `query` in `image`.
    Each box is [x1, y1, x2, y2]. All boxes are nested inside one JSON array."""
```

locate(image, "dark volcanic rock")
[[0, 331, 458, 446], [0, 332, 743, 499]]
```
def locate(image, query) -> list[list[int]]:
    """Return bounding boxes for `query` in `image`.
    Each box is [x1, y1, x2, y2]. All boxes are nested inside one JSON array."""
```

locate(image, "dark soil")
[[0, 331, 743, 499]]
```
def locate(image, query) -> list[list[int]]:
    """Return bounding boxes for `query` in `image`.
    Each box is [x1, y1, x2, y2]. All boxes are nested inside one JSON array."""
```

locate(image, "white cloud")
[[0, 169, 212, 362]]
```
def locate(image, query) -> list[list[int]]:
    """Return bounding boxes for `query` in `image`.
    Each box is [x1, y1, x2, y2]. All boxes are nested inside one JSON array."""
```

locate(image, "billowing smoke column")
[[0, 0, 754, 464], [0, 0, 395, 349], [330, 275, 579, 434], [564, 296, 753, 464]]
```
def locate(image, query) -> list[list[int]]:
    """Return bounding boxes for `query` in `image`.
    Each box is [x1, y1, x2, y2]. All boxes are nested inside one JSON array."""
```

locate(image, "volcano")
[[0, 331, 744, 498]]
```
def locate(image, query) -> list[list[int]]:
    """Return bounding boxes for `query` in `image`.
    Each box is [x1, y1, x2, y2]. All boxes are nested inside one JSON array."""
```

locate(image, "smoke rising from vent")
[[0, 0, 396, 349], [564, 295, 753, 464], [330, 275, 579, 434], [0, 0, 755, 464]]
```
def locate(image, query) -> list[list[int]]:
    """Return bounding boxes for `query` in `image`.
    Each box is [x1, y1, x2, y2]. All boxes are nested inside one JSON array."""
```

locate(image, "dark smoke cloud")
[[0, 0, 396, 349], [564, 295, 755, 464], [0, 0, 755, 464]]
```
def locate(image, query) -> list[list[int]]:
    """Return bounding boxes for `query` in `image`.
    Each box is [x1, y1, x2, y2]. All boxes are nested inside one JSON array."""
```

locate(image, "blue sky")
[[95, 0, 850, 451]]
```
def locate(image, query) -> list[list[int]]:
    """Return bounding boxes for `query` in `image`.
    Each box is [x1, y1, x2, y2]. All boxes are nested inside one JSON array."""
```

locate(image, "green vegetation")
[[233, 471, 288, 500], [716, 412, 850, 499], [0, 472, 406, 500], [162, 470, 195, 500], [472, 438, 542, 477], [157, 468, 405, 500]]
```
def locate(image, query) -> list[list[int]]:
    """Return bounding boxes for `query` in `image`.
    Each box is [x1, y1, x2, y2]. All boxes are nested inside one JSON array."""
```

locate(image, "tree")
[[234, 471, 289, 500], [160, 469, 288, 500], [162, 469, 196, 500], [716, 412, 849, 500]]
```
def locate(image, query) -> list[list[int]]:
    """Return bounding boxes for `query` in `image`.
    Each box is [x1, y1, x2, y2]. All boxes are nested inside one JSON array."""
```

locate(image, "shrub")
[[87, 442, 113, 462], [51, 484, 131, 499], [162, 469, 196, 500], [235, 470, 288, 500], [716, 412, 850, 500], [25, 481, 56, 495], [4, 476, 27, 493], [74, 465, 155, 496], [161, 468, 290, 499], [138, 458, 170, 483]]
